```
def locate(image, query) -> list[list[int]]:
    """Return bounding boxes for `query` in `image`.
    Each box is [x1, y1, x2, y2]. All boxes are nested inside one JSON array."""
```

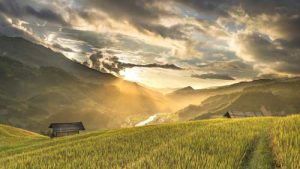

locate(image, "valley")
[[0, 36, 173, 132], [1, 36, 300, 133]]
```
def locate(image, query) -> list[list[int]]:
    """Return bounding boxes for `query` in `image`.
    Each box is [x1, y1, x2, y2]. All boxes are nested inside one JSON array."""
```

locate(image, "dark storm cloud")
[[88, 51, 121, 74], [235, 32, 300, 74], [197, 60, 250, 70], [136, 23, 202, 40], [87, 51, 182, 75], [239, 0, 300, 16], [235, 1, 300, 75], [271, 16, 300, 44], [77, 0, 198, 40], [25, 6, 68, 25], [90, 0, 258, 21], [172, 0, 300, 75], [1, 0, 300, 79], [81, 0, 163, 21], [255, 73, 287, 80], [80, 0, 300, 36], [191, 73, 235, 80], [0, 0, 67, 25], [75, 0, 300, 68], [175, 0, 233, 18], [122, 63, 182, 70], [52, 43, 74, 52], [0, 0, 23, 17], [195, 60, 258, 79], [0, 13, 38, 42], [0, 14, 19, 35], [58, 28, 171, 62], [176, 0, 300, 18]]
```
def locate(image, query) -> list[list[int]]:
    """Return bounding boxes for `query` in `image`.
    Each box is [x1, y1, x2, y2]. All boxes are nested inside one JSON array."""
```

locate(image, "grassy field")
[[0, 116, 299, 169]]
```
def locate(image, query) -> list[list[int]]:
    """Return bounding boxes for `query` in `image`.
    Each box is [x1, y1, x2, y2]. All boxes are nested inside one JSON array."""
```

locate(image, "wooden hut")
[[49, 122, 85, 137], [223, 111, 264, 118]]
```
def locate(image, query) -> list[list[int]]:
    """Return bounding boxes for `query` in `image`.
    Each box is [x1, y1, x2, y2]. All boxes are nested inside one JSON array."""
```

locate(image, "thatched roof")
[[49, 122, 85, 130], [224, 111, 264, 118]]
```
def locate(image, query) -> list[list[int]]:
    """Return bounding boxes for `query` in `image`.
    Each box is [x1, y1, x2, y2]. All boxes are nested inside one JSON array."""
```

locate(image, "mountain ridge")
[[0, 36, 173, 132], [172, 77, 300, 121], [0, 36, 115, 83]]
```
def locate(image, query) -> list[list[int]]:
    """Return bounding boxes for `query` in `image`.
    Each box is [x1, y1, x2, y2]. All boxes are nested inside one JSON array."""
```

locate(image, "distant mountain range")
[[168, 78, 300, 121], [0, 36, 172, 132]]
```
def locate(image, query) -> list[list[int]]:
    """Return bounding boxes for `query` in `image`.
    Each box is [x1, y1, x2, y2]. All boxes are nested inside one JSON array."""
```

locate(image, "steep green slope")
[[0, 56, 171, 132], [0, 116, 299, 169]]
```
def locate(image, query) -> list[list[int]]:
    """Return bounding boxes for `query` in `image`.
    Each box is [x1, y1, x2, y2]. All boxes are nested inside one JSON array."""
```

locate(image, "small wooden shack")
[[49, 122, 85, 137], [223, 111, 264, 118]]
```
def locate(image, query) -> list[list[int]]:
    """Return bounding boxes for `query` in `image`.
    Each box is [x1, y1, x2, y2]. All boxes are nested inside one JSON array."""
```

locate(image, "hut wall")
[[54, 130, 79, 137]]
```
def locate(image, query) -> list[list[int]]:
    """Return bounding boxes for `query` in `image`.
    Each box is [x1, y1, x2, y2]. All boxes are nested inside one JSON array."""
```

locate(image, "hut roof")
[[49, 122, 85, 130], [224, 111, 264, 118]]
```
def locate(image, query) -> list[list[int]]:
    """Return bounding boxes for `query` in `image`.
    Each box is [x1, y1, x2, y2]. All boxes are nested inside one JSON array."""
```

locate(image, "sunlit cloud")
[[0, 0, 299, 88]]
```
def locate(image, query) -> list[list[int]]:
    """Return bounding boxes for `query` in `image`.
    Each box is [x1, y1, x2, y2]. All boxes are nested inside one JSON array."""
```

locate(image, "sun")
[[120, 68, 140, 82]]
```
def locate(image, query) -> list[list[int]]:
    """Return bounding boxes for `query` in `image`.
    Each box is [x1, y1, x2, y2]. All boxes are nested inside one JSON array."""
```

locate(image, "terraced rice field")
[[0, 116, 299, 169]]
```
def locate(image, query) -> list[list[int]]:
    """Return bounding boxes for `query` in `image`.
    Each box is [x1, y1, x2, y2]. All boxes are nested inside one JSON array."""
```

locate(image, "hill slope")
[[168, 79, 281, 110], [0, 36, 114, 83], [0, 115, 299, 168], [0, 124, 46, 151], [170, 78, 300, 120], [0, 36, 173, 132]]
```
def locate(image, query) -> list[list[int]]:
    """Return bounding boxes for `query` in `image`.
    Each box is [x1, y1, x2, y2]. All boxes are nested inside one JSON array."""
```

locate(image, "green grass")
[[0, 124, 47, 152], [0, 116, 299, 169], [244, 135, 275, 169], [271, 115, 300, 169]]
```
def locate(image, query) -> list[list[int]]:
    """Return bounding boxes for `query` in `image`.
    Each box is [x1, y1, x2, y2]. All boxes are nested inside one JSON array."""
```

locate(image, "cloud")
[[176, 0, 300, 20], [136, 23, 198, 40], [191, 73, 235, 80], [0, 0, 23, 17], [0, 0, 67, 25], [122, 63, 182, 70], [25, 6, 68, 25], [82, 0, 162, 19], [0, 14, 38, 42], [1, 0, 300, 83], [233, 31, 300, 74], [175, 0, 233, 18], [194, 60, 257, 79], [88, 51, 120, 75], [86, 51, 183, 75], [52, 43, 74, 52], [255, 73, 289, 80], [74, 0, 204, 41]]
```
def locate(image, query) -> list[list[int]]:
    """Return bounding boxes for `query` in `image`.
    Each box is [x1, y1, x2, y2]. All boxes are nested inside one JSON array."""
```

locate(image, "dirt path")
[[242, 134, 275, 169]]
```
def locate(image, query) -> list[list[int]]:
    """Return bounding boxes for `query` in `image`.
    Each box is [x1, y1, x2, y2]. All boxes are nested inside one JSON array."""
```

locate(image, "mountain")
[[172, 78, 300, 120], [168, 79, 278, 110], [172, 86, 195, 94], [0, 36, 172, 132], [0, 36, 115, 83]]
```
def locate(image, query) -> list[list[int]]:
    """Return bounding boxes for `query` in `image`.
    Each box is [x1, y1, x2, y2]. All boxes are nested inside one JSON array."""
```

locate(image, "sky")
[[0, 0, 299, 89]]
